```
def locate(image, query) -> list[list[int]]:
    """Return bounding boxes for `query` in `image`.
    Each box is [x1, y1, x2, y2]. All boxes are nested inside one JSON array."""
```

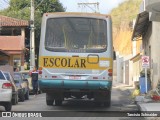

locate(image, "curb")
[[136, 102, 142, 111]]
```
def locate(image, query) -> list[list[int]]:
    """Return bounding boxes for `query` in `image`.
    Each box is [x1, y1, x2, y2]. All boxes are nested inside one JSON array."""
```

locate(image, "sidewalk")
[[137, 102, 160, 111], [136, 101, 160, 119], [112, 80, 135, 94], [113, 80, 160, 119], [136, 95, 160, 111], [135, 91, 160, 119], [112, 80, 139, 111]]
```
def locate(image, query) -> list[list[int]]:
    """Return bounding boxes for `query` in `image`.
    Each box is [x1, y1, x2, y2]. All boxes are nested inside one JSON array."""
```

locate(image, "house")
[[0, 15, 29, 71], [132, 0, 160, 89], [130, 53, 142, 84], [0, 49, 10, 65]]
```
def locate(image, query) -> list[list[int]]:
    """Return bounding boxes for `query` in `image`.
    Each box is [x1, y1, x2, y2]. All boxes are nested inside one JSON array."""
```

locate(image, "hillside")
[[110, 0, 142, 55]]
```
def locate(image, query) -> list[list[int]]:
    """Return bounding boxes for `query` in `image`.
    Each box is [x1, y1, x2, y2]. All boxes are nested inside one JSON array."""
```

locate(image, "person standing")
[[30, 67, 39, 96]]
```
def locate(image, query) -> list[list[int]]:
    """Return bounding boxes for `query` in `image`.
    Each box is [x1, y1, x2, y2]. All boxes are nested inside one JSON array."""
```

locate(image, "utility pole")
[[143, 0, 146, 11], [78, 2, 99, 13], [30, 0, 35, 70]]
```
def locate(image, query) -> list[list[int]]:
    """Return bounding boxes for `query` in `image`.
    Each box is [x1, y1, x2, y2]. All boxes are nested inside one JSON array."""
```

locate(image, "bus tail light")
[[2, 83, 12, 89], [38, 67, 42, 74], [39, 67, 42, 70], [108, 69, 112, 73], [52, 76, 57, 78], [108, 69, 112, 77], [108, 73, 112, 76], [39, 70, 42, 74]]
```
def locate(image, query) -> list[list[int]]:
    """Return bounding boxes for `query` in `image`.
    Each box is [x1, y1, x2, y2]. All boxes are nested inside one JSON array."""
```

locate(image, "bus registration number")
[[69, 76, 81, 80]]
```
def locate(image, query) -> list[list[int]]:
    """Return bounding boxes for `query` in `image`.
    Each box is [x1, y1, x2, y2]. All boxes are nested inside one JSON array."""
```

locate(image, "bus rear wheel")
[[55, 100, 62, 106], [104, 101, 111, 107], [46, 99, 54, 106], [94, 90, 111, 107], [46, 93, 54, 106], [104, 90, 111, 107]]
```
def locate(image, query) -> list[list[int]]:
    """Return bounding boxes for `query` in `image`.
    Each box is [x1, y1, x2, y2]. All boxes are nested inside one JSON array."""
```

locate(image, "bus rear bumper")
[[39, 79, 112, 91]]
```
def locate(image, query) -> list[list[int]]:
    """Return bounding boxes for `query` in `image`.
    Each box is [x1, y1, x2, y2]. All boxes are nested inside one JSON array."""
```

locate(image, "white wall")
[[144, 22, 160, 89], [116, 54, 133, 85], [113, 60, 117, 81], [151, 22, 160, 88], [116, 55, 123, 83]]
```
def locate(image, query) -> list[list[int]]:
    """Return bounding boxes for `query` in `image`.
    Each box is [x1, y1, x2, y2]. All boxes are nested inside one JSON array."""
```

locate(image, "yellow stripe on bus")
[[39, 56, 113, 70]]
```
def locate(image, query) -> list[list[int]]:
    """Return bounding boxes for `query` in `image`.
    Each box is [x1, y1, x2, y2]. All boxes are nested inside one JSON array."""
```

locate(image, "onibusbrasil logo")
[[1, 112, 42, 117]]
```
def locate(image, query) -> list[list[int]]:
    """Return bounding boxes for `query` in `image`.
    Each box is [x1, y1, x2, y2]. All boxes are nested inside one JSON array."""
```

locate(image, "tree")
[[35, 0, 65, 15], [0, 0, 65, 66], [34, 0, 65, 67]]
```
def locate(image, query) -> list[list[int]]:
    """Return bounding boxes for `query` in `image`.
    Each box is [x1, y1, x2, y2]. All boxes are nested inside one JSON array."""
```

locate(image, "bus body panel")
[[39, 80, 112, 90], [38, 12, 113, 106]]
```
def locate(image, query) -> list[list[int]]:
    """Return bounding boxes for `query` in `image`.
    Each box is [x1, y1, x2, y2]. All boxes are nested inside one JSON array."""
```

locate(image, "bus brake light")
[[39, 70, 42, 74], [38, 67, 42, 70], [108, 73, 112, 76], [108, 69, 112, 77], [108, 69, 112, 73]]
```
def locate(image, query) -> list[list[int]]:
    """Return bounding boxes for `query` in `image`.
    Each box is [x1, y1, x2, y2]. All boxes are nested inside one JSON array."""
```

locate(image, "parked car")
[[13, 72, 29, 102], [3, 72, 18, 105], [0, 70, 12, 111], [20, 70, 42, 94]]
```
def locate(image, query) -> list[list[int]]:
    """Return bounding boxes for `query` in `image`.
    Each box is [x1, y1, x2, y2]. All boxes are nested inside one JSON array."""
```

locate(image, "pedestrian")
[[14, 67, 19, 72], [30, 66, 39, 96]]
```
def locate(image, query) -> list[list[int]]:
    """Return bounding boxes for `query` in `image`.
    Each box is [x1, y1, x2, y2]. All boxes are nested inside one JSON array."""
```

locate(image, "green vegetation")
[[111, 0, 142, 30], [110, 0, 142, 55]]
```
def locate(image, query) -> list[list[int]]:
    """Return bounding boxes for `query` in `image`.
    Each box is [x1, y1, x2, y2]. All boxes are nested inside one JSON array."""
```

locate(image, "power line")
[[78, 2, 99, 13], [3, 0, 10, 6], [0, 0, 10, 10]]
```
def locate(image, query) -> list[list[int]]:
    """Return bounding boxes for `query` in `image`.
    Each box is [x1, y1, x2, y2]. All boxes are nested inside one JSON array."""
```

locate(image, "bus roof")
[[43, 12, 111, 19]]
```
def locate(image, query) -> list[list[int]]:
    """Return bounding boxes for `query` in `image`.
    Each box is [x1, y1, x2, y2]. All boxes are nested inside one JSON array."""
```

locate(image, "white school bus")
[[38, 12, 113, 107]]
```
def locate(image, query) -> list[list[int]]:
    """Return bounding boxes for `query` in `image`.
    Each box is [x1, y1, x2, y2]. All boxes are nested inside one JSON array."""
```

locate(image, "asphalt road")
[[1, 87, 139, 112], [0, 88, 136, 111], [0, 84, 146, 120]]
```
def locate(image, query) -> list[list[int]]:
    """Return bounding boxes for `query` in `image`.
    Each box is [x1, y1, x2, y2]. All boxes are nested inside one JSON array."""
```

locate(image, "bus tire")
[[55, 100, 62, 106], [94, 101, 102, 107], [46, 99, 54, 106], [104, 90, 111, 107], [104, 101, 111, 107], [46, 93, 54, 106]]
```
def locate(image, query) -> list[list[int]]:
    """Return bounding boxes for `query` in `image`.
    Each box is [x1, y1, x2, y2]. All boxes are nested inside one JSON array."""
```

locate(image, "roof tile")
[[0, 15, 29, 27]]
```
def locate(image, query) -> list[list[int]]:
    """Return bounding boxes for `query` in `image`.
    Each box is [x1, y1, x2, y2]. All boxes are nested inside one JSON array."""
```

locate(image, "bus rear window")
[[45, 17, 107, 53]]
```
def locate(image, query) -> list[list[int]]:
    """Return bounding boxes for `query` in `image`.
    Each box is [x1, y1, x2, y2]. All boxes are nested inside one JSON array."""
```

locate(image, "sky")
[[0, 0, 125, 14], [59, 0, 125, 14]]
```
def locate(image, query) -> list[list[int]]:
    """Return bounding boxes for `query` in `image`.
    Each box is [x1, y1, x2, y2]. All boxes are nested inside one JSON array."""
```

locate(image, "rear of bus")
[[39, 12, 113, 106]]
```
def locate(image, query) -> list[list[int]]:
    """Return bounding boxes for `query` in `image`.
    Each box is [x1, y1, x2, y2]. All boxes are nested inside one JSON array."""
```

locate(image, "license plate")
[[69, 76, 81, 80]]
